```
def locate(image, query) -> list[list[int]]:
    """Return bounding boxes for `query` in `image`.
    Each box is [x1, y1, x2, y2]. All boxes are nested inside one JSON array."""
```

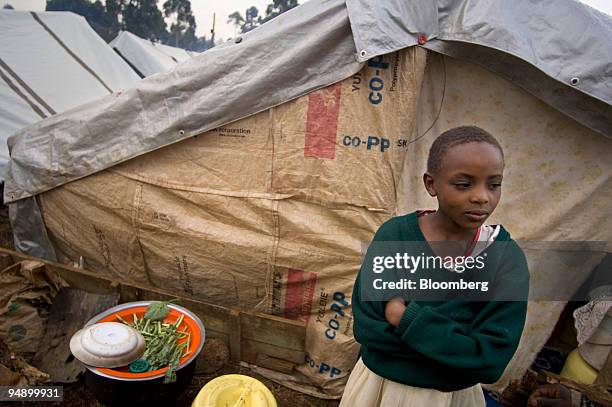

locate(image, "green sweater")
[[352, 211, 529, 391]]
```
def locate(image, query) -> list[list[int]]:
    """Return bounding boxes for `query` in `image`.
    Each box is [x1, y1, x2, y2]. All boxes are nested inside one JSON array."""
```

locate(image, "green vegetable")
[[114, 300, 191, 384], [144, 299, 176, 321]]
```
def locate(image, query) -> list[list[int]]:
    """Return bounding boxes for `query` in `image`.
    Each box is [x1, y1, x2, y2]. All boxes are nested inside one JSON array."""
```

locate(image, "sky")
[[6, 0, 304, 41], [5, 0, 612, 45]]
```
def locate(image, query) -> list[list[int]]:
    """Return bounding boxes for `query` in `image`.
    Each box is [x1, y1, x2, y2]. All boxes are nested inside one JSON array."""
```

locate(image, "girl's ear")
[[423, 172, 436, 197]]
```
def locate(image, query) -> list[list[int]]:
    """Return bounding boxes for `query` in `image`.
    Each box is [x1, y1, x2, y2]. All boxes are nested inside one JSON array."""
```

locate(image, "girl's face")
[[425, 142, 504, 231]]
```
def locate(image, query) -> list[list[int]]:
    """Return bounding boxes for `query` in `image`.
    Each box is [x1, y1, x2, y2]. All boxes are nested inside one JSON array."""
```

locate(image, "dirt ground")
[[3, 363, 340, 407]]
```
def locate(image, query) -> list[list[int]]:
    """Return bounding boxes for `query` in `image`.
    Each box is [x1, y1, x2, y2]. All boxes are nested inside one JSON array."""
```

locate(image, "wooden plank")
[[241, 312, 306, 351], [32, 288, 119, 383], [228, 309, 241, 362], [46, 264, 115, 295], [117, 284, 141, 302], [255, 354, 296, 374], [242, 339, 305, 365], [28, 254, 233, 335], [39, 257, 228, 336], [0, 248, 307, 365]]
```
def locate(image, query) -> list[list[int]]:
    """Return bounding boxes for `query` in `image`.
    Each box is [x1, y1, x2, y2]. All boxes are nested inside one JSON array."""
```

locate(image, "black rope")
[[409, 54, 447, 146]]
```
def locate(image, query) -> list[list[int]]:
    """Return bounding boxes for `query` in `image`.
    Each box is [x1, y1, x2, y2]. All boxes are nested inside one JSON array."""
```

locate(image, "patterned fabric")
[[573, 286, 612, 345]]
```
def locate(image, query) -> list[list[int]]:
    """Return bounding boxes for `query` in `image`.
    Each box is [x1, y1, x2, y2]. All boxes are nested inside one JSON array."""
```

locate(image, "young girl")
[[340, 126, 529, 407]]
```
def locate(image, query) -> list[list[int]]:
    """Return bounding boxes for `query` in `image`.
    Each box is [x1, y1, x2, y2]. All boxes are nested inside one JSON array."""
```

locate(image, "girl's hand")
[[385, 297, 406, 327]]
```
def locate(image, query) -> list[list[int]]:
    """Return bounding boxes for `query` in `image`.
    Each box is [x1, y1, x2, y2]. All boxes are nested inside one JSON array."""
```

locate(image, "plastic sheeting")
[[8, 197, 56, 260], [349, 0, 612, 106], [0, 10, 140, 178], [4, 0, 360, 203], [4, 0, 612, 204], [349, 0, 612, 137], [110, 31, 196, 78]]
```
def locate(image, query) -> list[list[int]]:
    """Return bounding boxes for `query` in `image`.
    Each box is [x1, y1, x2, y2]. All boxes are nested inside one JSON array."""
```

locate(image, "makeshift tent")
[[110, 31, 197, 78], [0, 10, 140, 179], [3, 0, 612, 398]]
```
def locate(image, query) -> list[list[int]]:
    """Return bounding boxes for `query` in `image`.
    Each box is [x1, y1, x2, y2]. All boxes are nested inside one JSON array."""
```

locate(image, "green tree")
[[122, 0, 166, 41], [104, 0, 124, 33], [227, 11, 244, 35], [163, 0, 197, 49], [228, 6, 259, 34], [46, 0, 212, 51], [47, 0, 117, 41], [259, 0, 298, 24], [243, 6, 259, 33], [47, 0, 166, 42], [229, 0, 298, 34]]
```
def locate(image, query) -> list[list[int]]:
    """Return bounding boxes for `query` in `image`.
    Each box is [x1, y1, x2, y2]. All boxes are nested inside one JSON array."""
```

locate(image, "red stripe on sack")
[[284, 269, 317, 323], [304, 82, 342, 159]]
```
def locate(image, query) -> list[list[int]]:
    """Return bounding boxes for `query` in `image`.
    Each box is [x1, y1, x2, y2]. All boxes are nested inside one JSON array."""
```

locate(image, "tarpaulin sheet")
[[110, 30, 196, 77], [4, 0, 612, 203], [37, 47, 428, 395]]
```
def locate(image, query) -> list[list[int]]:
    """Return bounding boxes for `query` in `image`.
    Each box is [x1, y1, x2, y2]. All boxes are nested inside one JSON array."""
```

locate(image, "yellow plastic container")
[[560, 348, 598, 385], [192, 374, 277, 407]]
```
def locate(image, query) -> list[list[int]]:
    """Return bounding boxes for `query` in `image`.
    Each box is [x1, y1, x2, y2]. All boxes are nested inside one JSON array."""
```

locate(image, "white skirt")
[[339, 359, 486, 407]]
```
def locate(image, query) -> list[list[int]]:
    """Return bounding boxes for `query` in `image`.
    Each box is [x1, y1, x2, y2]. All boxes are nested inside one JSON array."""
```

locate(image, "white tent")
[[110, 30, 197, 78], [0, 10, 140, 178]]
